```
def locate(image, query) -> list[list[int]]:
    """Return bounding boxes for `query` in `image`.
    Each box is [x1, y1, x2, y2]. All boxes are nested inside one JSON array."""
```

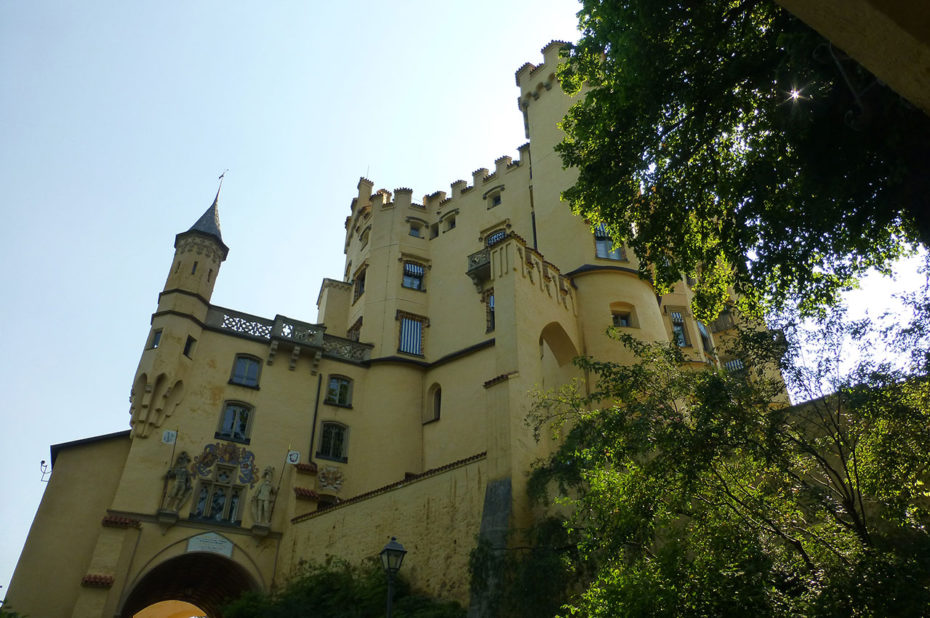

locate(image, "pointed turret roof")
[[175, 188, 230, 260], [188, 190, 224, 241]]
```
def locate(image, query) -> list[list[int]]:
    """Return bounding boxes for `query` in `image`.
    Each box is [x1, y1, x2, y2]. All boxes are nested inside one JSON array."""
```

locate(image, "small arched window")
[[425, 384, 441, 423]]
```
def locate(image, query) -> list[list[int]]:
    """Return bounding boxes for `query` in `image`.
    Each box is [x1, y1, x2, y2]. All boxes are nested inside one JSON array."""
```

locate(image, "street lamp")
[[380, 536, 407, 618]]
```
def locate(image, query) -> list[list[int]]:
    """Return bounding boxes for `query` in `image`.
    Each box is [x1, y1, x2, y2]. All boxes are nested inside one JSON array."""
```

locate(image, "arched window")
[[317, 422, 348, 462], [216, 402, 253, 443], [230, 355, 261, 387], [325, 375, 353, 407], [425, 384, 442, 423]]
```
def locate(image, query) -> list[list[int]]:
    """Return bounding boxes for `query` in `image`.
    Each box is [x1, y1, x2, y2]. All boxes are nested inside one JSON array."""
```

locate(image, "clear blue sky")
[[0, 0, 923, 598]]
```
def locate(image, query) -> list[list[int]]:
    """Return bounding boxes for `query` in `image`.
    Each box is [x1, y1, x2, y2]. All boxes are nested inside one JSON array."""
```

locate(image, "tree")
[[557, 0, 930, 318], [223, 558, 464, 618], [528, 306, 930, 615]]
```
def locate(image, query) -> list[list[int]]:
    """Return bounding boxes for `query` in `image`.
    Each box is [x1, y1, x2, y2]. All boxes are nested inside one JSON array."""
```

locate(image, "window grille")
[[486, 229, 507, 246]]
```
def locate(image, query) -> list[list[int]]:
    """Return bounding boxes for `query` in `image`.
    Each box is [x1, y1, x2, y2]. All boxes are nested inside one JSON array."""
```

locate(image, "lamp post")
[[380, 536, 407, 618]]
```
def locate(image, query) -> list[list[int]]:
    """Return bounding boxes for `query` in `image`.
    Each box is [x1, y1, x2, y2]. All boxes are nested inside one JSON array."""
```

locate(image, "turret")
[[128, 189, 229, 438], [162, 189, 229, 304]]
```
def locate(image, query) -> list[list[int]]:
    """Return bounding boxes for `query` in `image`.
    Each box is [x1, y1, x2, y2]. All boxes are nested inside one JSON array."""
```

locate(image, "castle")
[[6, 42, 729, 617]]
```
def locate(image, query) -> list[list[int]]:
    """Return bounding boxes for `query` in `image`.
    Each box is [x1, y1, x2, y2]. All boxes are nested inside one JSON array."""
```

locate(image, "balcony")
[[466, 247, 491, 288]]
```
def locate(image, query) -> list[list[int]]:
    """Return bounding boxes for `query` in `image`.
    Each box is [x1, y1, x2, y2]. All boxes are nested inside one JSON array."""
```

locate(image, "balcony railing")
[[466, 247, 491, 287], [205, 306, 371, 363]]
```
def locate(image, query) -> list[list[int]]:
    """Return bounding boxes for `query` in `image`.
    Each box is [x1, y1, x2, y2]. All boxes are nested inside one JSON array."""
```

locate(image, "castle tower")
[[128, 190, 229, 438]]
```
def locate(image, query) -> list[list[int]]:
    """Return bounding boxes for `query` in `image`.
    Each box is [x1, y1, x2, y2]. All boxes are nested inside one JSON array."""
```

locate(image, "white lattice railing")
[[206, 307, 371, 363]]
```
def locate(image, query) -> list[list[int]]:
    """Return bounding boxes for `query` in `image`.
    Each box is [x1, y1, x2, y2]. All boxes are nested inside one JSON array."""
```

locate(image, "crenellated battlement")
[[516, 40, 569, 110], [346, 143, 530, 225]]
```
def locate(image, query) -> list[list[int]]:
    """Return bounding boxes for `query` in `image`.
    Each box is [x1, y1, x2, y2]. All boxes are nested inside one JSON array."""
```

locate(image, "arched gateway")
[[120, 552, 258, 618]]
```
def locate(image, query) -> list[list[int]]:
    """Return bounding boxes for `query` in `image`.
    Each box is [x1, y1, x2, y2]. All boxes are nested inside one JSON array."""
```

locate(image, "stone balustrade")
[[205, 306, 371, 363]]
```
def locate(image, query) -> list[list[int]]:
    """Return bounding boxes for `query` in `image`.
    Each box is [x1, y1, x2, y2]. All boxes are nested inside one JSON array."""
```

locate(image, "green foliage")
[[557, 0, 930, 318], [529, 306, 930, 616], [223, 558, 464, 618]]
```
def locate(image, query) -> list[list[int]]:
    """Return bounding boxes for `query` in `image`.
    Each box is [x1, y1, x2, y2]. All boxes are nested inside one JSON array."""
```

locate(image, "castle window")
[[353, 268, 367, 303], [325, 376, 353, 407], [230, 355, 261, 388], [612, 312, 632, 327], [347, 317, 362, 342], [216, 402, 253, 443], [150, 329, 162, 349], [402, 262, 425, 290], [670, 311, 690, 347], [484, 186, 504, 209], [430, 223, 439, 239], [397, 312, 427, 356], [183, 335, 197, 358], [425, 384, 442, 423], [444, 215, 456, 231], [697, 321, 713, 352], [191, 464, 243, 525], [484, 290, 495, 332], [610, 302, 638, 329], [724, 358, 745, 372], [409, 222, 422, 237], [191, 261, 199, 274], [594, 223, 625, 260], [486, 229, 507, 247], [317, 422, 348, 462]]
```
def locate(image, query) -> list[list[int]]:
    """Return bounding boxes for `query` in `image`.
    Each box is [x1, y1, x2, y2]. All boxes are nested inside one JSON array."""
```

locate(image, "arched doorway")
[[121, 552, 258, 618]]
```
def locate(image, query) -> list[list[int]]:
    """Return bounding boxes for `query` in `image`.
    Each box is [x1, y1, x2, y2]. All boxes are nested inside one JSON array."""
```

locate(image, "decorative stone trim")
[[102, 515, 141, 529], [294, 487, 320, 501], [295, 462, 318, 475], [81, 574, 115, 588]]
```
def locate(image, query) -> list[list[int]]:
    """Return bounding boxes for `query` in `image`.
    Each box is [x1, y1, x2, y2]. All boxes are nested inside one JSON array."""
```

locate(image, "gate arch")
[[120, 552, 259, 618]]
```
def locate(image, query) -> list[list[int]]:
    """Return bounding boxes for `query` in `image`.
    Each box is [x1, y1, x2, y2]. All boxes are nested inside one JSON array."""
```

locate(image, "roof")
[[187, 190, 224, 241], [175, 189, 230, 259], [49, 430, 131, 466]]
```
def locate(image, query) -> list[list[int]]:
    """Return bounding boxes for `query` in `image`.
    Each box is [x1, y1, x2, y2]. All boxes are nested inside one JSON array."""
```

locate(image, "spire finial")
[[214, 169, 229, 205]]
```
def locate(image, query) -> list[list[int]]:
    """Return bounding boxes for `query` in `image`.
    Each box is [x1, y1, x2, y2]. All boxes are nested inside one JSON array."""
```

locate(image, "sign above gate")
[[186, 532, 233, 558]]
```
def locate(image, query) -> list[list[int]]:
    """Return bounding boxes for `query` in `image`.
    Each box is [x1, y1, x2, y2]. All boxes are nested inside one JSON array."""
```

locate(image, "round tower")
[[129, 189, 229, 438]]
